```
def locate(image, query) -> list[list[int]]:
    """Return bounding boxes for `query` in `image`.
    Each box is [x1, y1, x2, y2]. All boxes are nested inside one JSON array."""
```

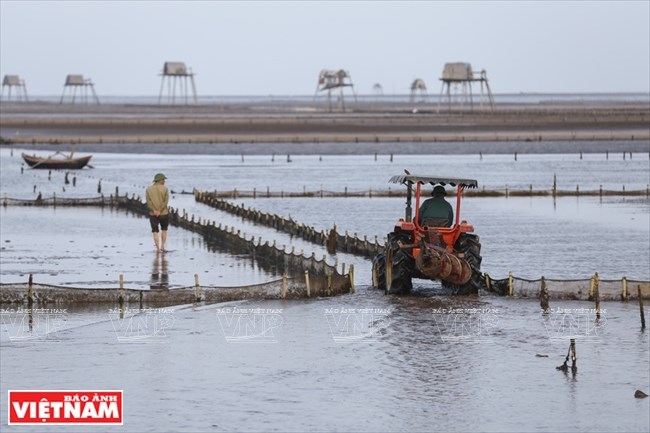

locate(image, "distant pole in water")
[[48, 170, 52, 180], [390, 153, 393, 162], [479, 151, 483, 161], [374, 152, 377, 161], [514, 151, 518, 161], [271, 153, 275, 162], [606, 150, 609, 160], [552, 174, 557, 197], [594, 272, 601, 320]]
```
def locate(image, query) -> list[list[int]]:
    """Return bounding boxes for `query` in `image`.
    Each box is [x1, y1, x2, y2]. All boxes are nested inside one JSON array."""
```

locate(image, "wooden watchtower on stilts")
[[2, 75, 29, 101], [314, 69, 357, 112], [410, 78, 428, 103], [436, 62, 494, 112], [59, 75, 100, 104], [158, 62, 198, 105]]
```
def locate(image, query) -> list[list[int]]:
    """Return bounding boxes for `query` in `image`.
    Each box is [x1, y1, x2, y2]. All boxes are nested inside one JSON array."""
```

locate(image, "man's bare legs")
[[152, 232, 161, 252], [161, 230, 167, 252]]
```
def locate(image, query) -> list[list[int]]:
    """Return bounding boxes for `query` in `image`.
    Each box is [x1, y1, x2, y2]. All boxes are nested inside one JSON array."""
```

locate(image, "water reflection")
[[150, 252, 169, 290]]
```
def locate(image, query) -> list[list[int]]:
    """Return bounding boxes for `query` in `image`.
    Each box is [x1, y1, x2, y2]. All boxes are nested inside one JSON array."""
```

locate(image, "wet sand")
[[1, 100, 649, 154]]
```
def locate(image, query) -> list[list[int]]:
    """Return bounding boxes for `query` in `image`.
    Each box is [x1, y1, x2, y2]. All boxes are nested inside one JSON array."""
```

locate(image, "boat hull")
[[22, 154, 92, 169]]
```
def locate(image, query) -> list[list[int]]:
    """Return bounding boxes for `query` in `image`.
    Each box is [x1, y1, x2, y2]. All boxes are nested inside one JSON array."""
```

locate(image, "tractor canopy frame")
[[389, 175, 478, 226]]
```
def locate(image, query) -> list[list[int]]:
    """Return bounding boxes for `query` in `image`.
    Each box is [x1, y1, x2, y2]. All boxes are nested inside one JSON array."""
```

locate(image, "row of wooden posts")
[[488, 271, 647, 329], [11, 131, 650, 144], [487, 272, 649, 301], [194, 190, 384, 258], [23, 264, 355, 307], [197, 183, 649, 200]]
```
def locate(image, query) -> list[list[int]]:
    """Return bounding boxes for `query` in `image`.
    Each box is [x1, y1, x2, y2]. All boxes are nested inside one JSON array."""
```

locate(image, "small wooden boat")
[[22, 150, 92, 169]]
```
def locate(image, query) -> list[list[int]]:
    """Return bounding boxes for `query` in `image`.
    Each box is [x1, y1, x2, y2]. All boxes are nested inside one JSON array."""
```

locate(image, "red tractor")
[[372, 174, 483, 295]]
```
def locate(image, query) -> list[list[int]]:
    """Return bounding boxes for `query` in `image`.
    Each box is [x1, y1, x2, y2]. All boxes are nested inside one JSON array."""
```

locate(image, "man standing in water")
[[146, 173, 170, 252]]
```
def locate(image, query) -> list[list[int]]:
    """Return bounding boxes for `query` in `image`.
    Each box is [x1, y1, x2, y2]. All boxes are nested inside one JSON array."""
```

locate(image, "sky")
[[1, 1, 649, 96]]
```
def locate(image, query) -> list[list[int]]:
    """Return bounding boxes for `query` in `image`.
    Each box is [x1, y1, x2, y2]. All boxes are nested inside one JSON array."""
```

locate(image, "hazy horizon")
[[1, 1, 649, 96]]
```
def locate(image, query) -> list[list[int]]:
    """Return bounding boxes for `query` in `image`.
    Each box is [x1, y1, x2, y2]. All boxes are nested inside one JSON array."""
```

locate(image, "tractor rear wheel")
[[385, 232, 414, 295], [371, 252, 386, 291], [443, 233, 483, 295]]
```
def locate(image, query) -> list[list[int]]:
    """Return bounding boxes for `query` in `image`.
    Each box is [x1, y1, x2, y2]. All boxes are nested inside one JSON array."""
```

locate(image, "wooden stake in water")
[[194, 273, 202, 302], [556, 338, 577, 374], [639, 285, 646, 330], [540, 276, 549, 312], [304, 270, 311, 298], [27, 273, 33, 307], [594, 272, 601, 320], [118, 274, 125, 305], [508, 271, 513, 296], [570, 339, 577, 371], [281, 273, 287, 300]]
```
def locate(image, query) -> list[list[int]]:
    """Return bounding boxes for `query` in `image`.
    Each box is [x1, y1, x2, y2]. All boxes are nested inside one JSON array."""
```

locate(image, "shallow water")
[[1, 147, 649, 432], [1, 295, 648, 432], [3, 148, 650, 201], [2, 193, 648, 290], [2, 148, 649, 286]]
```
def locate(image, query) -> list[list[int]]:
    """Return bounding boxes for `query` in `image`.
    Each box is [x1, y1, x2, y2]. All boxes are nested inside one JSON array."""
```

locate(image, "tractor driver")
[[418, 185, 454, 227]]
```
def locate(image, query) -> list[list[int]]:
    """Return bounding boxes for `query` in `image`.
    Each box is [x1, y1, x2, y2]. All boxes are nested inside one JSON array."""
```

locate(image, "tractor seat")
[[421, 217, 450, 228]]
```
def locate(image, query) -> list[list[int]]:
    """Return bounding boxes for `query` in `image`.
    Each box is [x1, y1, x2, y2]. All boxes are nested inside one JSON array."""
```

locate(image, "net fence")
[[486, 274, 650, 301], [0, 271, 354, 308]]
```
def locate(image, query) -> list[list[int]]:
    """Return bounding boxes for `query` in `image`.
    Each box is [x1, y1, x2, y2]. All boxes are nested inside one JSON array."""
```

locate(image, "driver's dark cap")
[[433, 185, 446, 196]]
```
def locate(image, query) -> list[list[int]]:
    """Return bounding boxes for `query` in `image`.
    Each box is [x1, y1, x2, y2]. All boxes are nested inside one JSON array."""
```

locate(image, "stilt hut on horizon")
[[158, 61, 198, 105], [2, 75, 29, 102], [410, 78, 428, 103], [59, 74, 100, 104], [314, 69, 357, 112], [437, 62, 494, 112]]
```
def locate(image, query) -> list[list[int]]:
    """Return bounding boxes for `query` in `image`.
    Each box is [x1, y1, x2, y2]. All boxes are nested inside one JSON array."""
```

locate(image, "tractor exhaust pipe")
[[415, 245, 472, 285]]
